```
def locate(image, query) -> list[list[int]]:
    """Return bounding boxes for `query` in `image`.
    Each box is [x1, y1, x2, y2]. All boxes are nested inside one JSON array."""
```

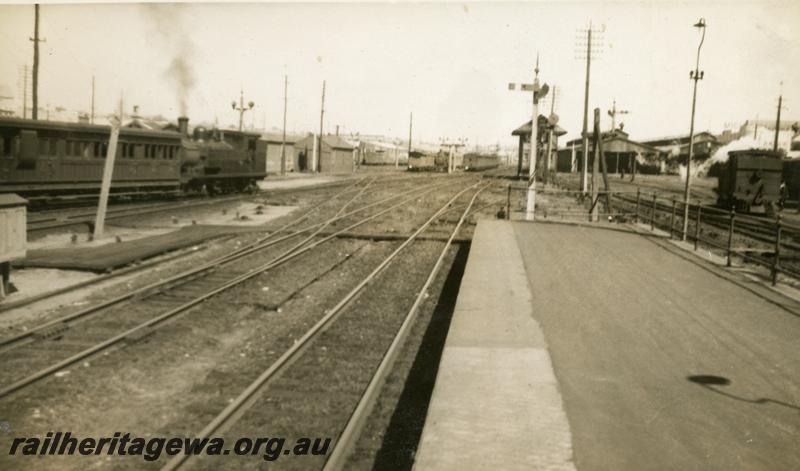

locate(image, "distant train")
[[0, 116, 265, 200], [463, 153, 500, 171], [407, 150, 499, 172], [715, 149, 800, 213], [407, 150, 439, 171]]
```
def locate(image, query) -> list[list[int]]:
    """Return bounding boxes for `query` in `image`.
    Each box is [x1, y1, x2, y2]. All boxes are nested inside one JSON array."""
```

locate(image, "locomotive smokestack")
[[178, 116, 189, 136]]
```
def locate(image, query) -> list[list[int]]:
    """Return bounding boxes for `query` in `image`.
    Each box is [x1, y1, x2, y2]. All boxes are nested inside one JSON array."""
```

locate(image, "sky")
[[0, 1, 798, 148]]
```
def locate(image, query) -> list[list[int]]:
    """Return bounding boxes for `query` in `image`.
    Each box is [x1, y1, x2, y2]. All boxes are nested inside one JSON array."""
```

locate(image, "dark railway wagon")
[[407, 150, 437, 171], [0, 117, 182, 197], [463, 153, 500, 171], [717, 149, 782, 212], [0, 117, 266, 199]]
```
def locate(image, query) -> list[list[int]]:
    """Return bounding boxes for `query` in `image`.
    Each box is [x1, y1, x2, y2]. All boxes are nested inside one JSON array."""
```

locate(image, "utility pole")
[[317, 80, 325, 173], [580, 27, 591, 193], [91, 75, 96, 124], [774, 93, 783, 152], [30, 4, 43, 120], [576, 23, 603, 194], [681, 18, 706, 241], [406, 112, 413, 169], [754, 114, 758, 140], [22, 65, 28, 119], [280, 75, 288, 176]]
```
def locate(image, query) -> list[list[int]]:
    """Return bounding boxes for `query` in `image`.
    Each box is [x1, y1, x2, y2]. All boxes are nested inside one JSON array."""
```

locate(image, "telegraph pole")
[[576, 23, 603, 194], [774, 93, 782, 152], [91, 75, 96, 124], [22, 66, 28, 119], [405, 112, 412, 169], [281, 75, 288, 176], [317, 80, 326, 173], [754, 114, 758, 140], [30, 4, 42, 120], [580, 27, 591, 193]]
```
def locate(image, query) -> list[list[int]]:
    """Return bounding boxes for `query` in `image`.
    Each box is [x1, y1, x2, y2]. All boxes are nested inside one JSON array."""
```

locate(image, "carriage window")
[[39, 138, 48, 155], [1, 137, 8, 157]]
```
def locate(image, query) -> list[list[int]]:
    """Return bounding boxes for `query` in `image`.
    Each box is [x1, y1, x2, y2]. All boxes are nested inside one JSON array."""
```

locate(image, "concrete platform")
[[413, 219, 576, 471], [415, 220, 800, 470]]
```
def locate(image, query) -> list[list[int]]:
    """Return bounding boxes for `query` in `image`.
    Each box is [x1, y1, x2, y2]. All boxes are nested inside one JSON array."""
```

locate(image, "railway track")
[[4, 176, 448, 313], [24, 174, 433, 234], [0, 176, 472, 399], [158, 180, 488, 471], [1, 180, 369, 313]]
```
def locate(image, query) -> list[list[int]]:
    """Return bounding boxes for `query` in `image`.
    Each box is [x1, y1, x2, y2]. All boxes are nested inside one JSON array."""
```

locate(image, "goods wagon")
[[463, 153, 500, 171], [717, 149, 782, 212]]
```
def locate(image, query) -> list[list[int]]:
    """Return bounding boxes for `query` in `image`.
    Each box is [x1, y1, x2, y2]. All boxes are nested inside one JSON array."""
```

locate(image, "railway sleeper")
[[123, 326, 157, 345], [32, 322, 70, 341]]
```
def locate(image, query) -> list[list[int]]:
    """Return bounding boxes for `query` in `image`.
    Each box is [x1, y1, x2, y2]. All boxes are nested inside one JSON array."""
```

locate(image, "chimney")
[[178, 116, 189, 136]]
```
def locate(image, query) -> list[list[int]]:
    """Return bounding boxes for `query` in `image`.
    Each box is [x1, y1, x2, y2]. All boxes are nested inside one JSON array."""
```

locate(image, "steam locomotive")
[[0, 116, 265, 200]]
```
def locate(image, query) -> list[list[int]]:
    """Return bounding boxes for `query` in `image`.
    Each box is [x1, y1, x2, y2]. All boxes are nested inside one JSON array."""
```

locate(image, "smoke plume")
[[142, 4, 196, 116]]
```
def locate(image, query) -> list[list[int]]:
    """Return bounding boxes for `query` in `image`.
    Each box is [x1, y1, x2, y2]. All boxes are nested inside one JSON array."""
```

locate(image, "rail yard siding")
[[414, 219, 575, 471]]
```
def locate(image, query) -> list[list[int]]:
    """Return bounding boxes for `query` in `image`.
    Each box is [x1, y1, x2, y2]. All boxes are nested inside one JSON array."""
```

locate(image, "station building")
[[560, 128, 663, 175], [641, 131, 719, 173]]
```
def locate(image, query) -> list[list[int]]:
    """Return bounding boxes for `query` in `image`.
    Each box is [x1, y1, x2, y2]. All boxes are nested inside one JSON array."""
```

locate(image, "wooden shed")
[[294, 134, 355, 174], [259, 133, 299, 174]]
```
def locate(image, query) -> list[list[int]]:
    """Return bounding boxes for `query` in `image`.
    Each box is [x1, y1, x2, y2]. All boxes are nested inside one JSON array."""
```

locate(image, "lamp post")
[[232, 89, 255, 132], [682, 18, 706, 241]]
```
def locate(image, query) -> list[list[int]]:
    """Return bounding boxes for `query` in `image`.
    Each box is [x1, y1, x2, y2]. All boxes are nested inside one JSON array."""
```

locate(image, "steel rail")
[[1, 180, 368, 314], [322, 183, 488, 470], [0, 179, 472, 398], [158, 181, 480, 471], [0, 177, 445, 346]]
